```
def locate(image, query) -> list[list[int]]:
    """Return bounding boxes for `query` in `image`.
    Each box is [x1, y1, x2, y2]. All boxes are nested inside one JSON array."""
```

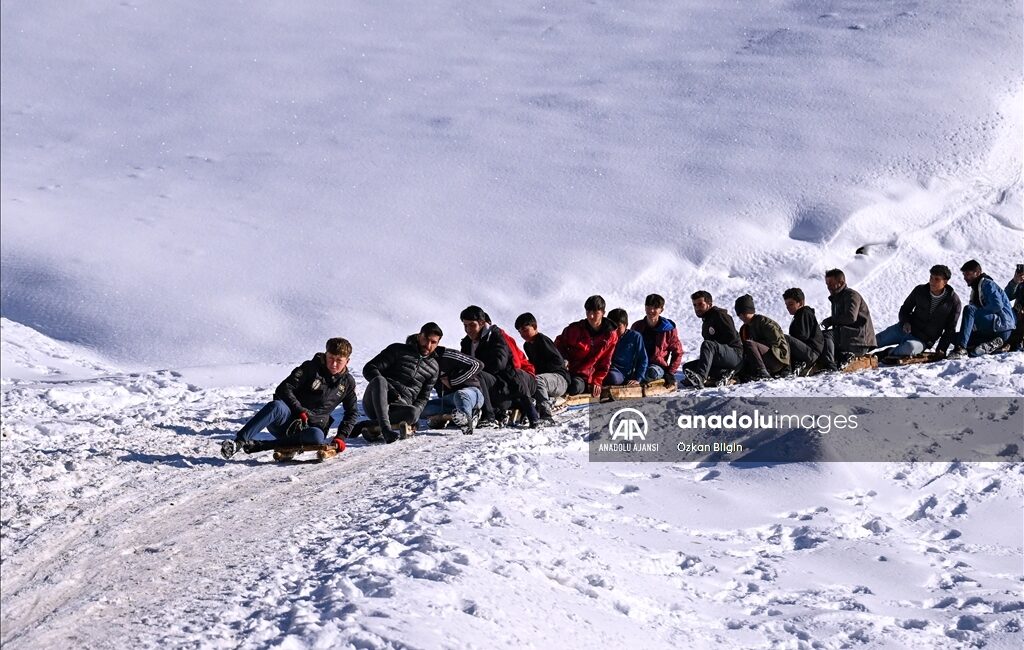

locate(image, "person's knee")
[[303, 427, 327, 445], [270, 400, 292, 417], [891, 342, 915, 357]]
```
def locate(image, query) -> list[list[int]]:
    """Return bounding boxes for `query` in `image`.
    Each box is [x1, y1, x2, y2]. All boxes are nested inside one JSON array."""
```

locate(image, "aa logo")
[[609, 408, 648, 441]]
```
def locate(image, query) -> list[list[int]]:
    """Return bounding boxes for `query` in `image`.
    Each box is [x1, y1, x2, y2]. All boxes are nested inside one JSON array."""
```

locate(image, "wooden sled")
[[642, 382, 678, 397], [879, 351, 944, 366], [562, 393, 595, 408], [560, 381, 678, 405], [805, 354, 879, 377], [602, 385, 644, 401], [842, 354, 879, 373], [272, 444, 339, 462]]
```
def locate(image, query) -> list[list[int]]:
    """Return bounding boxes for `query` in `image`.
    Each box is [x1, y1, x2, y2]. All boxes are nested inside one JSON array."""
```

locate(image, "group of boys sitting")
[[220, 259, 1023, 457]]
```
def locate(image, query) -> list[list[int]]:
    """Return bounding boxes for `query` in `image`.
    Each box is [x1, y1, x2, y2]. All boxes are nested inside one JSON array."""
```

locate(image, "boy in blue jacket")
[[948, 260, 1016, 358], [605, 308, 649, 386]]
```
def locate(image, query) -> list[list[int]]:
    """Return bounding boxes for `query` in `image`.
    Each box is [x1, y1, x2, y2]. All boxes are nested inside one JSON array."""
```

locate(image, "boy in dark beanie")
[[734, 295, 790, 381]]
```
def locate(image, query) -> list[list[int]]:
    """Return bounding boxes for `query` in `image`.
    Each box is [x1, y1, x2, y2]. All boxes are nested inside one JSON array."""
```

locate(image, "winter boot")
[[683, 369, 705, 389], [220, 439, 238, 459], [711, 370, 737, 387], [451, 410, 475, 435], [970, 336, 1008, 357], [945, 346, 968, 360]]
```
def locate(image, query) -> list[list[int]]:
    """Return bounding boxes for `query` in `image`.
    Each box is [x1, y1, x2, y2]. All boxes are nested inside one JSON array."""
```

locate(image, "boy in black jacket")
[[782, 287, 825, 370], [682, 291, 744, 389], [222, 337, 358, 458], [362, 323, 443, 443], [515, 312, 569, 421], [874, 265, 961, 357], [461, 305, 539, 427]]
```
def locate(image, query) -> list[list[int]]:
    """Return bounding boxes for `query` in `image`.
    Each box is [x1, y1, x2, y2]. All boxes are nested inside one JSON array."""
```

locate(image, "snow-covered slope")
[[0, 318, 120, 381], [2, 1, 1022, 648], [1, 322, 1022, 648]]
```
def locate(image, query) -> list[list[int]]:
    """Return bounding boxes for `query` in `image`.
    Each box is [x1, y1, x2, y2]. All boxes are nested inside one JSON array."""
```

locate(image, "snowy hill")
[[1, 2, 1021, 367], [2, 0, 1023, 648], [2, 322, 1022, 647]]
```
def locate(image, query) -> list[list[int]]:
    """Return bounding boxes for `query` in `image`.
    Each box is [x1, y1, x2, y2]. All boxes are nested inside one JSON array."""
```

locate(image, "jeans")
[[422, 387, 484, 420], [875, 323, 926, 357], [604, 369, 626, 386], [237, 400, 328, 446], [958, 305, 1012, 349], [645, 365, 665, 381]]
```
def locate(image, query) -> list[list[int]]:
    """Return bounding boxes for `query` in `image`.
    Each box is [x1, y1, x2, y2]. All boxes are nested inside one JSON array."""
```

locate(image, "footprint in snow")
[[904, 495, 938, 521], [861, 517, 891, 534]]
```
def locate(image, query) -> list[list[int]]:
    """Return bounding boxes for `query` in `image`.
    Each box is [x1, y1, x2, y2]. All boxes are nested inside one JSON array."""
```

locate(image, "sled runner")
[[878, 351, 944, 366], [805, 354, 879, 377], [272, 443, 341, 462]]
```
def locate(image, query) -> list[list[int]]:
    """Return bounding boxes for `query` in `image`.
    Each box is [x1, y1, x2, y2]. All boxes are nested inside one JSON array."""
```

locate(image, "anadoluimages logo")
[[609, 407, 648, 441]]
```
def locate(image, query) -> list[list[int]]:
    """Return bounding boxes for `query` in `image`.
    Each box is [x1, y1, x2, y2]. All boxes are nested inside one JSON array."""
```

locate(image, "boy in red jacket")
[[555, 295, 619, 397]]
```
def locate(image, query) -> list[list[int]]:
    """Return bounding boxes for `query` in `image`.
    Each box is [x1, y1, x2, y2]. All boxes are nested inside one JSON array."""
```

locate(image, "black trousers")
[[786, 335, 822, 366]]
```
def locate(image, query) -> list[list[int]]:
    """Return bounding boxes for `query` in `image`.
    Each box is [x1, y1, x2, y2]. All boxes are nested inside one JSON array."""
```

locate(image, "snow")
[[2, 0, 1022, 648], [2, 340, 1022, 647], [2, 1, 1021, 366]]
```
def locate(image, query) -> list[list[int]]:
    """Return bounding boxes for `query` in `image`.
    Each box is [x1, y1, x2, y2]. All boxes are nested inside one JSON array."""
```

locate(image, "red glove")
[[299, 411, 308, 424], [333, 437, 346, 452]]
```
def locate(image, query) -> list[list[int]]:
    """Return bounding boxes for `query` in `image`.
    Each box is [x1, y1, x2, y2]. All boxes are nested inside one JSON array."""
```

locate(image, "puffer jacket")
[[630, 317, 684, 372], [789, 306, 824, 356], [555, 318, 619, 386], [824, 286, 877, 350], [363, 340, 440, 412], [274, 353, 358, 436], [897, 284, 962, 352], [739, 314, 790, 366]]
